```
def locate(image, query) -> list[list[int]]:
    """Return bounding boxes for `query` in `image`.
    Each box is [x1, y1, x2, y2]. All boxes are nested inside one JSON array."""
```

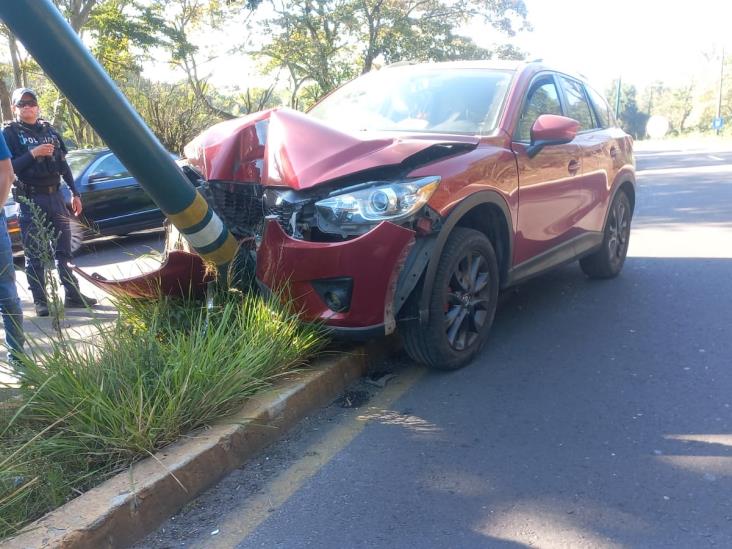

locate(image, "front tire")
[[580, 191, 632, 279], [401, 227, 499, 370]]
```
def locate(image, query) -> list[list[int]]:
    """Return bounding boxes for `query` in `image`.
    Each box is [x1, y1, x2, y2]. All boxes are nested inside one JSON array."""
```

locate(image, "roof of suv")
[[383, 59, 525, 71], [382, 59, 589, 85]]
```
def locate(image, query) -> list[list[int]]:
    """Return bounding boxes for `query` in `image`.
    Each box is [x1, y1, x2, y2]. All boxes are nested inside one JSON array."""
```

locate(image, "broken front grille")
[[201, 180, 304, 239], [267, 203, 299, 235], [199, 181, 264, 239]]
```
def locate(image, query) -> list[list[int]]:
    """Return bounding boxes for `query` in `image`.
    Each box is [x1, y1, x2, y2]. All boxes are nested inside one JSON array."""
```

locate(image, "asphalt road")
[[134, 142, 732, 548]]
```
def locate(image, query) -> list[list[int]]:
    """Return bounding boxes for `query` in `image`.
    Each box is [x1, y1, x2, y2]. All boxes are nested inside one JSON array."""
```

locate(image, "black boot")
[[64, 293, 98, 308], [34, 301, 49, 317]]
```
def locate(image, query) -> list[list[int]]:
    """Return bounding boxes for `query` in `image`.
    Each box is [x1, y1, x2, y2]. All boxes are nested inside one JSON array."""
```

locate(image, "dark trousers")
[[18, 190, 83, 304], [0, 212, 23, 354]]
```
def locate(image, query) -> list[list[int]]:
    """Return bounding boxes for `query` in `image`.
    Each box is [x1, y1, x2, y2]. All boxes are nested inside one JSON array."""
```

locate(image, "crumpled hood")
[[184, 107, 479, 190]]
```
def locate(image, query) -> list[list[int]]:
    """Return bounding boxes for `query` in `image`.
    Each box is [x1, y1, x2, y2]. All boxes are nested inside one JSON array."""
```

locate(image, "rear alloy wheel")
[[402, 227, 499, 370], [580, 191, 632, 279]]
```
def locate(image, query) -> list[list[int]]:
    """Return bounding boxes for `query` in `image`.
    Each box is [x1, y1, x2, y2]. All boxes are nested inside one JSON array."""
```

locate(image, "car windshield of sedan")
[[66, 150, 99, 180], [309, 67, 512, 135]]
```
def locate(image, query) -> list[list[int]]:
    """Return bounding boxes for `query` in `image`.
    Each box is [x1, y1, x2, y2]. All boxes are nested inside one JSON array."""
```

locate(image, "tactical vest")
[[4, 120, 66, 182]]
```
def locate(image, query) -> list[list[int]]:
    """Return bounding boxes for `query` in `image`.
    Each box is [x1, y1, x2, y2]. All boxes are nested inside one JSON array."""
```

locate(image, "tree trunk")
[[0, 77, 11, 122], [51, 94, 66, 126], [679, 108, 692, 132], [8, 33, 23, 87]]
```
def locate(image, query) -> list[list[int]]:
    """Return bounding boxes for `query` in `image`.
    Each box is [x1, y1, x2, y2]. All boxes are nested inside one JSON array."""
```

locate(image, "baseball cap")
[[11, 88, 38, 105]]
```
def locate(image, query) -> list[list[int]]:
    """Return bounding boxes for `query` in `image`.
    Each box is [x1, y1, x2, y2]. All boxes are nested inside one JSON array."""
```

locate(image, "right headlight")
[[315, 176, 440, 236]]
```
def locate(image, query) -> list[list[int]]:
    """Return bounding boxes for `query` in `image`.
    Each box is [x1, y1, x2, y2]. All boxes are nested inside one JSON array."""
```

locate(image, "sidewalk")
[[0, 265, 113, 400]]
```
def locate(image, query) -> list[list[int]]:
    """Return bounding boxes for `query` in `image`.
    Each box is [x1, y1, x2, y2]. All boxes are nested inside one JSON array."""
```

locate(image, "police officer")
[[2, 87, 96, 317]]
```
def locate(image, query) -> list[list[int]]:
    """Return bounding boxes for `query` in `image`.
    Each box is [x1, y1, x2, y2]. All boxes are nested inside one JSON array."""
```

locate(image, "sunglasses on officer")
[[15, 99, 38, 108]]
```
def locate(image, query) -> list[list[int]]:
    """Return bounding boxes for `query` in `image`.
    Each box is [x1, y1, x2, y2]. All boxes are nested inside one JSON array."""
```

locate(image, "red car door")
[[511, 74, 586, 265], [556, 75, 613, 234]]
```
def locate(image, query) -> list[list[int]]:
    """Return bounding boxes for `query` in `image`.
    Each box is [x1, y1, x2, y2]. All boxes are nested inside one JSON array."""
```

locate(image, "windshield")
[[66, 150, 100, 180], [309, 67, 512, 135]]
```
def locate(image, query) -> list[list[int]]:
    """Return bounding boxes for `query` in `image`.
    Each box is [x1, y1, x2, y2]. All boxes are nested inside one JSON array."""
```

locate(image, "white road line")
[[634, 150, 732, 158], [636, 164, 732, 176]]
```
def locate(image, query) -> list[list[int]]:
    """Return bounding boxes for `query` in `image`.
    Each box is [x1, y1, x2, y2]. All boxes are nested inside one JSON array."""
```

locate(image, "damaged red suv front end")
[[182, 106, 479, 337]]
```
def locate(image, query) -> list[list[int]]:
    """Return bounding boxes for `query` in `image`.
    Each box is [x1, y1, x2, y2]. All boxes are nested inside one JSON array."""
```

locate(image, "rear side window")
[[91, 154, 129, 180], [585, 85, 612, 128], [516, 77, 563, 142], [558, 76, 595, 131]]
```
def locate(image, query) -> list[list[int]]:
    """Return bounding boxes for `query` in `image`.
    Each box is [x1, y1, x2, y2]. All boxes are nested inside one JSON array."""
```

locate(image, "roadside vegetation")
[[0, 287, 324, 540], [3, 2, 730, 147], [0, 0, 530, 152]]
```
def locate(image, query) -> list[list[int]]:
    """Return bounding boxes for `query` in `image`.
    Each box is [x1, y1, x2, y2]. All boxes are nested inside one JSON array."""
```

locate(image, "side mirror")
[[87, 171, 110, 184], [527, 114, 580, 158]]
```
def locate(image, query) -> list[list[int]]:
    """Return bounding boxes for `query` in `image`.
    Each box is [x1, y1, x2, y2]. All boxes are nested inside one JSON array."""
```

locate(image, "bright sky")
[[151, 0, 732, 95], [477, 0, 732, 92]]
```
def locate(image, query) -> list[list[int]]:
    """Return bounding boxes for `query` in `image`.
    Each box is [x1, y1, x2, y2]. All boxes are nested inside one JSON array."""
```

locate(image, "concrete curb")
[[3, 342, 392, 549]]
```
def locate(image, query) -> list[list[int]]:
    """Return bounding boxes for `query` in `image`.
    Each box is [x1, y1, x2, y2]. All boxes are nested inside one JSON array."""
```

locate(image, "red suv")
[[84, 61, 635, 370]]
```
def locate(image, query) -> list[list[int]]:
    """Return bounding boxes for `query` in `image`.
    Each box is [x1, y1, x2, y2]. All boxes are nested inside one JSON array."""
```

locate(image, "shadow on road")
[[374, 256, 732, 545]]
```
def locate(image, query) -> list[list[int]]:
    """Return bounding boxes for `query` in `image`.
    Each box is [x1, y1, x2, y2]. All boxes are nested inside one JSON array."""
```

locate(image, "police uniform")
[[2, 90, 94, 314]]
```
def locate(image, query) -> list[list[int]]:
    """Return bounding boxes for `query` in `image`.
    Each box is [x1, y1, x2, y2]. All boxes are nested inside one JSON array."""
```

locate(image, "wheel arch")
[[418, 191, 513, 324], [618, 180, 635, 213], [602, 177, 636, 230]]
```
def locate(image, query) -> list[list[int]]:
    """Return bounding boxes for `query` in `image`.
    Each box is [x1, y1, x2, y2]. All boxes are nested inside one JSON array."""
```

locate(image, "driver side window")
[[90, 154, 129, 180], [516, 77, 563, 142]]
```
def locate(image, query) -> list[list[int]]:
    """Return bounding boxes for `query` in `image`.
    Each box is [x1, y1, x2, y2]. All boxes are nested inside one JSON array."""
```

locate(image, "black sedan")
[[5, 148, 202, 253], [63, 148, 168, 250]]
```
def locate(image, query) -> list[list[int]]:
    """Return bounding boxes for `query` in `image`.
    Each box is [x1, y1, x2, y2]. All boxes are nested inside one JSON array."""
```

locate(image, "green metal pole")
[[0, 0, 238, 268]]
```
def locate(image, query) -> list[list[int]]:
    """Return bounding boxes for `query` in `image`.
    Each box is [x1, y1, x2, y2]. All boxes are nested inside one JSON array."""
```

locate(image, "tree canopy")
[[259, 0, 529, 106], [2, 0, 731, 148]]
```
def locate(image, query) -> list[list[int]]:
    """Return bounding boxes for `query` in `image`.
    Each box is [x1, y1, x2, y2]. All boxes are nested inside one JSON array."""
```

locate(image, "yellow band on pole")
[[167, 193, 210, 230], [200, 233, 240, 266]]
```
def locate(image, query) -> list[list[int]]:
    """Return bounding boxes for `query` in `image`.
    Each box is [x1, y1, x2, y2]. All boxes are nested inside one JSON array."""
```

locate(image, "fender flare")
[[418, 191, 514, 324], [601, 170, 636, 230]]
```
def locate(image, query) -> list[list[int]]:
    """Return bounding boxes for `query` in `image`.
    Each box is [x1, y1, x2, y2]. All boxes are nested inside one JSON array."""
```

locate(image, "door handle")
[[610, 146, 618, 158], [568, 159, 580, 174]]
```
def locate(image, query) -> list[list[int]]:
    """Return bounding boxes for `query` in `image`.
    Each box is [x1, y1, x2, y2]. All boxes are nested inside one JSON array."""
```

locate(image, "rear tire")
[[401, 227, 499, 370], [580, 191, 632, 279]]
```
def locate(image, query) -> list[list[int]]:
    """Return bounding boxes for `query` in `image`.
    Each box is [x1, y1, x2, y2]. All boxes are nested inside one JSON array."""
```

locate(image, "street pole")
[[615, 76, 622, 120], [0, 0, 239, 270], [717, 48, 725, 136]]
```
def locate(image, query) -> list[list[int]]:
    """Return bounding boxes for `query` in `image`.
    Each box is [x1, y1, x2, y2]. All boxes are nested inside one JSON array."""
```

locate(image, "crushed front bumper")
[[256, 220, 415, 336], [74, 220, 416, 339]]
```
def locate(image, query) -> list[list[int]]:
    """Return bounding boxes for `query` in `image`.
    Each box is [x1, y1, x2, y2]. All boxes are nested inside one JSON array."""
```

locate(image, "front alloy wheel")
[[402, 227, 499, 370], [444, 250, 492, 351]]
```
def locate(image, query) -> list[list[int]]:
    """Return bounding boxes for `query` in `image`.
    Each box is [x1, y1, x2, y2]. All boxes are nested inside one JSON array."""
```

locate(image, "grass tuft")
[[0, 289, 325, 540]]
